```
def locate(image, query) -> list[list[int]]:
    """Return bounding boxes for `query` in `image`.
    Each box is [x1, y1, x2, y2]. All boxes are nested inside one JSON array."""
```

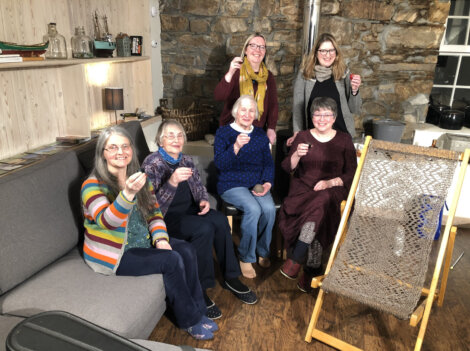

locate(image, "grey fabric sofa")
[[0, 121, 211, 351]]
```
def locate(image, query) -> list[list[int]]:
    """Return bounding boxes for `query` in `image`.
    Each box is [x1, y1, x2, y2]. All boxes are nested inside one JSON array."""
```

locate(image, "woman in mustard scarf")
[[214, 33, 279, 145]]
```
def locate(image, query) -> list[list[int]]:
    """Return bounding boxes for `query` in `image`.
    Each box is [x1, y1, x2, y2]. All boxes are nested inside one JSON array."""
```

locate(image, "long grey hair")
[[93, 126, 154, 218]]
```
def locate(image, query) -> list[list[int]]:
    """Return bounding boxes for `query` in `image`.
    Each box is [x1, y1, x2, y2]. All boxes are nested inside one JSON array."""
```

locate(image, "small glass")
[[71, 26, 94, 59], [43, 22, 67, 59]]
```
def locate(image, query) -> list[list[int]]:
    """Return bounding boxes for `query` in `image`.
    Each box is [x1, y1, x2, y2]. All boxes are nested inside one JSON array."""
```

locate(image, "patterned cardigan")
[[142, 152, 209, 216], [81, 176, 168, 275]]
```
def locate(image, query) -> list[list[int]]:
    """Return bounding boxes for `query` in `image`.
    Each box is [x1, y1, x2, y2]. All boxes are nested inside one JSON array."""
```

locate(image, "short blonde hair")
[[240, 33, 267, 60]]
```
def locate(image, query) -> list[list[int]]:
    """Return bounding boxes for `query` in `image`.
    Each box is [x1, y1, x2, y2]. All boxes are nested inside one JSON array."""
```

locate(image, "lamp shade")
[[104, 88, 124, 110]]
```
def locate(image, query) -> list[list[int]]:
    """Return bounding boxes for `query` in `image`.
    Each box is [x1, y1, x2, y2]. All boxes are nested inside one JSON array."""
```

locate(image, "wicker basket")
[[161, 105, 214, 141]]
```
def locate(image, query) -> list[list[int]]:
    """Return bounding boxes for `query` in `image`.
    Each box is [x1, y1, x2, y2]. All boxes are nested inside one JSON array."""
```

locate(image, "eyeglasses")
[[248, 43, 266, 51], [318, 49, 336, 56], [164, 133, 184, 141], [313, 114, 334, 120], [104, 144, 131, 154]]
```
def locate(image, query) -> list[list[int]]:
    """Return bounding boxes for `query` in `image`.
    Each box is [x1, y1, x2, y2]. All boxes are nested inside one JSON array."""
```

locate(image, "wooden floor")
[[149, 228, 470, 351]]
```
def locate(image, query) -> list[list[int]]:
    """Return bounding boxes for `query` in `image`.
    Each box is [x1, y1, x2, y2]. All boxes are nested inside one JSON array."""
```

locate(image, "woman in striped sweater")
[[81, 126, 217, 340]]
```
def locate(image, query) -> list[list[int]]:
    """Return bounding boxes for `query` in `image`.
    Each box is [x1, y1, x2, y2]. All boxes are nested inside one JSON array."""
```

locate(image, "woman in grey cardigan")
[[287, 33, 362, 146]]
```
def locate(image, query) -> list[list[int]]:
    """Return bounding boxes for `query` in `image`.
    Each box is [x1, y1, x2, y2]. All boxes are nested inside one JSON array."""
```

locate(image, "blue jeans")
[[221, 187, 276, 263]]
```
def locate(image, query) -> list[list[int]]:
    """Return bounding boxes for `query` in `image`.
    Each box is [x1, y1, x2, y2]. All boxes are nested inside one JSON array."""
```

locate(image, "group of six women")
[[81, 32, 361, 340]]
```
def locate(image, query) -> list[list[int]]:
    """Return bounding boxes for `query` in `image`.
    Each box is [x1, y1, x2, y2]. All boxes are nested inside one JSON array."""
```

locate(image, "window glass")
[[453, 88, 470, 108], [457, 57, 470, 85], [444, 19, 468, 45], [434, 56, 459, 85], [449, 0, 470, 16], [431, 0, 470, 109], [430, 87, 453, 106]]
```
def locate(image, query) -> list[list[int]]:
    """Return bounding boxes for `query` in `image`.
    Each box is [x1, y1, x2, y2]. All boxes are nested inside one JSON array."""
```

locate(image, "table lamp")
[[104, 88, 124, 125]]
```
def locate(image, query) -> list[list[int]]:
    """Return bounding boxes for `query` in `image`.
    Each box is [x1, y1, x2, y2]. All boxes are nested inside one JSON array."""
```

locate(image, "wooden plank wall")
[[0, 0, 152, 159], [0, 67, 67, 156], [0, 0, 149, 56]]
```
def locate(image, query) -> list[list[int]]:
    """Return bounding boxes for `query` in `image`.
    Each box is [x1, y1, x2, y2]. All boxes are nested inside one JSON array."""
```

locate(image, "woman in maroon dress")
[[279, 97, 357, 292]]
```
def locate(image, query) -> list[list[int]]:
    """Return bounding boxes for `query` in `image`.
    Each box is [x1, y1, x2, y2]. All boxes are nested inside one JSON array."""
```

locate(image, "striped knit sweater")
[[81, 176, 169, 275]]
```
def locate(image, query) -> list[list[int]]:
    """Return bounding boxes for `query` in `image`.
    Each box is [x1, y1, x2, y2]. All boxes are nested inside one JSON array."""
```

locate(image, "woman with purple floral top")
[[142, 119, 258, 320]]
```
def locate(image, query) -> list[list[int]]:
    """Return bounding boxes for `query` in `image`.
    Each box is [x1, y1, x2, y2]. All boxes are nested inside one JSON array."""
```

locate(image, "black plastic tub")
[[464, 106, 470, 128], [426, 104, 450, 125], [439, 110, 464, 130]]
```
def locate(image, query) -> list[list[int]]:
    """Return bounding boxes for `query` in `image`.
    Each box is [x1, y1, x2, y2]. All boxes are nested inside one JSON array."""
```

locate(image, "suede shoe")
[[280, 259, 301, 280], [224, 281, 258, 304], [187, 321, 214, 340], [206, 300, 222, 320], [201, 315, 219, 332]]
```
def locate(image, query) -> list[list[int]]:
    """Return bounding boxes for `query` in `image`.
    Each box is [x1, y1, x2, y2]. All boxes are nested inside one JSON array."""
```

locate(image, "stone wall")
[[159, 0, 304, 132], [159, 0, 450, 137], [319, 0, 450, 138]]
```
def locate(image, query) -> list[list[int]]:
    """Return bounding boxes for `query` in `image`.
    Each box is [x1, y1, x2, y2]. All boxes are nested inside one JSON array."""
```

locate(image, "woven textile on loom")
[[321, 140, 460, 320]]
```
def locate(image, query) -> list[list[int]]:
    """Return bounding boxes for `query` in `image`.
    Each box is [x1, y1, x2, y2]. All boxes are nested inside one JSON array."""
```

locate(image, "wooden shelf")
[[0, 56, 149, 70], [0, 0, 153, 160]]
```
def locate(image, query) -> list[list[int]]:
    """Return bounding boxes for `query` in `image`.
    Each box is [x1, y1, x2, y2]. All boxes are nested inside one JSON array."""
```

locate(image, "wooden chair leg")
[[274, 223, 283, 259], [305, 289, 326, 342], [438, 225, 457, 306], [410, 297, 428, 327]]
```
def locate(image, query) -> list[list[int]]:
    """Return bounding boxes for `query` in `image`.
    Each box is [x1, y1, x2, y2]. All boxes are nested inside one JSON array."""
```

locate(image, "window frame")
[[435, 2, 470, 107]]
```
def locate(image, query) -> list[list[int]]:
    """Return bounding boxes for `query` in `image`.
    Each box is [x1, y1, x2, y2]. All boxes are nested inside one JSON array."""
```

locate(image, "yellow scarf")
[[239, 59, 268, 119]]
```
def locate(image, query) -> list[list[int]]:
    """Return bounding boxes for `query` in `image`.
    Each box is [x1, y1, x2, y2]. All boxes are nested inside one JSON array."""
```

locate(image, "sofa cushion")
[[73, 138, 98, 177], [121, 120, 151, 164], [191, 155, 220, 209], [0, 249, 165, 339], [0, 151, 84, 295]]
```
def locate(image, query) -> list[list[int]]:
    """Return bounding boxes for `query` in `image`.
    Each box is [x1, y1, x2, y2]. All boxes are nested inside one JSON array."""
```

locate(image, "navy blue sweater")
[[214, 125, 274, 195]]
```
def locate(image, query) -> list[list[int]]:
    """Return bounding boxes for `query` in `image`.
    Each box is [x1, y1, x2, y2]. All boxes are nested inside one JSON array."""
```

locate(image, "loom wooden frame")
[[305, 136, 470, 351]]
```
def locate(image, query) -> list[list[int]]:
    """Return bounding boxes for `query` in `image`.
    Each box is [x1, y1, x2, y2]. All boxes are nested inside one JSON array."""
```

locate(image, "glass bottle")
[[71, 26, 93, 58], [43, 23, 67, 59]]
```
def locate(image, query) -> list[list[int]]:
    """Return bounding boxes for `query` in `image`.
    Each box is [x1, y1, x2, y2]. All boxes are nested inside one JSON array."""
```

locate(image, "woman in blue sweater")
[[214, 95, 276, 279]]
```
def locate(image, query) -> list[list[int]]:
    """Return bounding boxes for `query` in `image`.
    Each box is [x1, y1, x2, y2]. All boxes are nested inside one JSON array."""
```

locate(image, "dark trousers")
[[165, 209, 241, 290], [116, 237, 205, 329]]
